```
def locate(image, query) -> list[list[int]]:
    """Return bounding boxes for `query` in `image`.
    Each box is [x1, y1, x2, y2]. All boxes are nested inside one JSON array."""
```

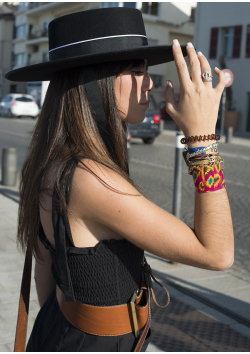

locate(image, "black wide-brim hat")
[[5, 7, 187, 82]]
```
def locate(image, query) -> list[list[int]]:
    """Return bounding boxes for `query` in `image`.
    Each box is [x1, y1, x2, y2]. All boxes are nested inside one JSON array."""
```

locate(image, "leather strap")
[[134, 258, 170, 352], [56, 285, 148, 336], [14, 248, 32, 352], [13, 250, 170, 352]]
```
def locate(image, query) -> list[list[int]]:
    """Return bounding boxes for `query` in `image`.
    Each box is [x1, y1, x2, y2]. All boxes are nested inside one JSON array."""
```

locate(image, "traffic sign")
[[222, 69, 234, 87]]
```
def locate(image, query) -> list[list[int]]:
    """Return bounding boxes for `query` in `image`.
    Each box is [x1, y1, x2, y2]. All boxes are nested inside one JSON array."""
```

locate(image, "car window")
[[16, 97, 34, 102], [7, 96, 13, 102], [3, 96, 10, 103]]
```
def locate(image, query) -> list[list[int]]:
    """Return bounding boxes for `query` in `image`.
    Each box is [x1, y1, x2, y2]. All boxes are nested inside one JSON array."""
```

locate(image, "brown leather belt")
[[56, 258, 171, 352], [56, 283, 148, 336]]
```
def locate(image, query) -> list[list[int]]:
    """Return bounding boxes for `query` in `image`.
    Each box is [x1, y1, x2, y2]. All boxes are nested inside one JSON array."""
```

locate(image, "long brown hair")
[[17, 59, 145, 261]]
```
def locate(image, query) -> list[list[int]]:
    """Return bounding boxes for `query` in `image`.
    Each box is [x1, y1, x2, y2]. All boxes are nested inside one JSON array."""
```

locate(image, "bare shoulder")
[[72, 158, 138, 197]]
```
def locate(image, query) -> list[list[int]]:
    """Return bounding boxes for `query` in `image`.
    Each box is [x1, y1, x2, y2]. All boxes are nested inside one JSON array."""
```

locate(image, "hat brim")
[[5, 45, 187, 82]]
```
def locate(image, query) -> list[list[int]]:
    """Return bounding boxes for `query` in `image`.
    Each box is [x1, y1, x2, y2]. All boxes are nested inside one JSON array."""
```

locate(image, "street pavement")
[[0, 120, 250, 351]]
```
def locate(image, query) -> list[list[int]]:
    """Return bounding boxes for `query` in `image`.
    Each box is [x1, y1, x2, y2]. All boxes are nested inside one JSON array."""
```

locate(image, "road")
[[0, 116, 250, 282]]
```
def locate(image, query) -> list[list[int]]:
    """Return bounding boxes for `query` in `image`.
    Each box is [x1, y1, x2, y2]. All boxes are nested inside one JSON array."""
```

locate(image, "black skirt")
[[26, 290, 151, 352]]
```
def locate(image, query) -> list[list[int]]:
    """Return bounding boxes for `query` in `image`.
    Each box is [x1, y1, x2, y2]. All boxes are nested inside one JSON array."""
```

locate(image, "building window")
[[246, 25, 250, 58], [10, 85, 17, 94], [223, 28, 235, 58], [150, 75, 162, 88], [102, 2, 119, 8], [15, 53, 26, 68], [42, 21, 50, 37], [18, 2, 28, 10], [16, 24, 28, 39], [222, 26, 242, 58], [210, 26, 242, 59], [141, 2, 158, 16], [42, 52, 49, 62], [28, 2, 44, 10], [209, 27, 218, 59], [123, 2, 136, 8], [190, 7, 196, 22], [247, 93, 250, 132]]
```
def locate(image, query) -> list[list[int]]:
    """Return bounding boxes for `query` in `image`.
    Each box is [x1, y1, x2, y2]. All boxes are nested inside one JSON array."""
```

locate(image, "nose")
[[143, 73, 154, 92]]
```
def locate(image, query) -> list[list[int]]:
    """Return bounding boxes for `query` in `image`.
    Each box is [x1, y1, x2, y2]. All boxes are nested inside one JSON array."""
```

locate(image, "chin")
[[125, 115, 145, 125]]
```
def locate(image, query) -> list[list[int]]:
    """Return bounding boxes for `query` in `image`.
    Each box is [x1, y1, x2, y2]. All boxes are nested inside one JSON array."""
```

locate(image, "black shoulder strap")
[[51, 160, 78, 302]]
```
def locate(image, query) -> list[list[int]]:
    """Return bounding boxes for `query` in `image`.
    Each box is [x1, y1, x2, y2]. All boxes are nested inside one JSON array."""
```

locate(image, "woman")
[[6, 7, 234, 352]]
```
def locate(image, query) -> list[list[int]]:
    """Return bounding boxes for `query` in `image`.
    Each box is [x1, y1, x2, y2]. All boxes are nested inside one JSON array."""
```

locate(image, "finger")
[[197, 51, 213, 86], [164, 80, 178, 116], [172, 39, 191, 90], [214, 67, 226, 94], [186, 42, 202, 83]]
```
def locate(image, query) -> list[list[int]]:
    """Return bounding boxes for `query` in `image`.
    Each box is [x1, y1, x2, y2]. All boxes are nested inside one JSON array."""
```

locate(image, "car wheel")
[[142, 138, 155, 145], [7, 109, 13, 118]]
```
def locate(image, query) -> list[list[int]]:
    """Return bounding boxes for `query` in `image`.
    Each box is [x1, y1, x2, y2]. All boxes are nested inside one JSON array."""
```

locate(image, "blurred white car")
[[0, 94, 39, 119]]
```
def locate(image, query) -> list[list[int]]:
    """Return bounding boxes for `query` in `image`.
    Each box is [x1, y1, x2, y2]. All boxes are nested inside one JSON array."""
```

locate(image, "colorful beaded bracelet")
[[192, 162, 226, 193], [188, 157, 224, 175], [186, 143, 219, 158], [181, 134, 220, 144]]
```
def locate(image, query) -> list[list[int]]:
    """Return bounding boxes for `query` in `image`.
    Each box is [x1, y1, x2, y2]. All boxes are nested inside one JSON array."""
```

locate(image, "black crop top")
[[39, 159, 144, 305]]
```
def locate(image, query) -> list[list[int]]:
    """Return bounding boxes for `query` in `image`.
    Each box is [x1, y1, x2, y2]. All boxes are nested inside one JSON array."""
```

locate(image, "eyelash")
[[132, 70, 144, 76]]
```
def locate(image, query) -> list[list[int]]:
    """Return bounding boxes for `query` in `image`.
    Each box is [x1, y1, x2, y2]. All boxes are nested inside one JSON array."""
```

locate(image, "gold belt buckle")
[[130, 290, 140, 338]]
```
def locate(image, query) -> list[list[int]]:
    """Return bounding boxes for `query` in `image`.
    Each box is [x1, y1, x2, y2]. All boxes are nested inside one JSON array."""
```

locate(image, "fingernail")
[[215, 67, 219, 70], [173, 39, 179, 47], [166, 80, 169, 86], [187, 42, 193, 48], [197, 51, 203, 56]]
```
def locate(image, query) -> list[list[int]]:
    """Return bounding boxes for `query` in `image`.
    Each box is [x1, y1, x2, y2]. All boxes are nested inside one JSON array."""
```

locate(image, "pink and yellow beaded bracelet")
[[192, 162, 226, 193]]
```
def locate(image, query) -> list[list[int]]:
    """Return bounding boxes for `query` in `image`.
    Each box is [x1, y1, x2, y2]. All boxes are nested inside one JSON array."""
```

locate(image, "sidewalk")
[[146, 253, 250, 339], [0, 184, 39, 352], [0, 175, 250, 351]]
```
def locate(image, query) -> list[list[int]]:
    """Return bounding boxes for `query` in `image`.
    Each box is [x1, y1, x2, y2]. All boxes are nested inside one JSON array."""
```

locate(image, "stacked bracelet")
[[183, 143, 219, 165], [181, 134, 220, 144], [182, 142, 226, 192], [188, 156, 224, 175], [186, 143, 219, 159], [192, 163, 226, 193]]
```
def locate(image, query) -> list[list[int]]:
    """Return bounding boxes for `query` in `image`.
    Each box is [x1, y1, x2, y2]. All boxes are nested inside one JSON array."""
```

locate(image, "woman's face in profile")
[[115, 60, 154, 124]]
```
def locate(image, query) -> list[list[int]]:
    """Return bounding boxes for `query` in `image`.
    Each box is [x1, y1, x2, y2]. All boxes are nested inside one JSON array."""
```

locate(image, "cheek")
[[115, 76, 132, 116]]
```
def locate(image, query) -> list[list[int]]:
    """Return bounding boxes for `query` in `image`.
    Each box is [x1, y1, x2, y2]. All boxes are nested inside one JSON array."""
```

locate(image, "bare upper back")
[[39, 159, 124, 248]]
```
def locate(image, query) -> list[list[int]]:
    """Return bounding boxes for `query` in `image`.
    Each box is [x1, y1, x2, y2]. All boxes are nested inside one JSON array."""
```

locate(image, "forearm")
[[194, 188, 234, 270]]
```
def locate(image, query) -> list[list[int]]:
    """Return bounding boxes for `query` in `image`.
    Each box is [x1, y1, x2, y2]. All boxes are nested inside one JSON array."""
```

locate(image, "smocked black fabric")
[[39, 159, 144, 305]]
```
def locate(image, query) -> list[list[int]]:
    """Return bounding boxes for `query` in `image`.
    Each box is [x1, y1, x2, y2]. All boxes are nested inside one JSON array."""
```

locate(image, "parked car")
[[128, 95, 163, 145], [158, 101, 172, 120], [0, 94, 39, 119]]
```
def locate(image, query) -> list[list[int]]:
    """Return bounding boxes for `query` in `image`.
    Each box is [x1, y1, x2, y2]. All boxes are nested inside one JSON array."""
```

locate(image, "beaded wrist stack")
[[182, 141, 226, 193], [181, 134, 220, 144]]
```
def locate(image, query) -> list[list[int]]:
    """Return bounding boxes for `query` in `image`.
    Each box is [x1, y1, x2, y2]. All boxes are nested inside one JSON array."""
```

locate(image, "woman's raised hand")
[[164, 40, 225, 145]]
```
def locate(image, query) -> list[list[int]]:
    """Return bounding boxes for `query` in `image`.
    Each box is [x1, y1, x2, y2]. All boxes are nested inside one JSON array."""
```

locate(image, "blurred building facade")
[[194, 2, 250, 133], [0, 3, 17, 98], [2, 2, 196, 105]]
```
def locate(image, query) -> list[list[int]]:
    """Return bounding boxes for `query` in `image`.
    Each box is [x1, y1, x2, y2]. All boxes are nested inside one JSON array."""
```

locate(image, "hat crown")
[[48, 7, 146, 52]]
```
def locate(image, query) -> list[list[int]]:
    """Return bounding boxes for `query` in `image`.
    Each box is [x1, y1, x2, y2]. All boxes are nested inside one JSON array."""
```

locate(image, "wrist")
[[181, 133, 219, 148], [187, 140, 217, 148]]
